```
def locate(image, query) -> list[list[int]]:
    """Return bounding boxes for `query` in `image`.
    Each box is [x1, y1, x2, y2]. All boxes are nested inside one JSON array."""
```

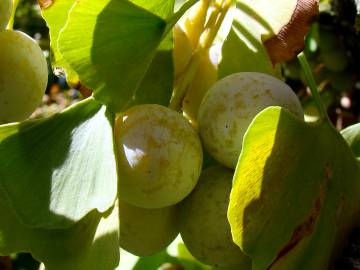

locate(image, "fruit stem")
[[298, 52, 329, 122], [169, 0, 231, 111], [6, 0, 19, 30]]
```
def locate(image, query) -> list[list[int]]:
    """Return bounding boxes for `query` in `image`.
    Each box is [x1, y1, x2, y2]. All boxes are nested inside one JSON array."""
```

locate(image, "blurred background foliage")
[[1, 0, 360, 269]]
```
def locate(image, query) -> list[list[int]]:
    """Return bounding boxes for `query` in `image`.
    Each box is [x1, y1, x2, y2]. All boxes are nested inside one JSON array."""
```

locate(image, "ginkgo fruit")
[[0, 30, 48, 124], [115, 104, 203, 209], [0, 0, 12, 30], [119, 199, 179, 256], [198, 72, 304, 169], [179, 166, 251, 268]]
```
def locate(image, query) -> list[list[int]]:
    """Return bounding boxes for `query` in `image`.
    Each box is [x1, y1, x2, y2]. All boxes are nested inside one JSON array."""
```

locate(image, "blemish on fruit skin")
[[199, 72, 303, 169]]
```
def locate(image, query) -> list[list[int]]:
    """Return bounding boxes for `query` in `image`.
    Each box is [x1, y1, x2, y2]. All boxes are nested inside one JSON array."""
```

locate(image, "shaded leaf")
[[0, 189, 120, 270], [0, 98, 117, 229], [125, 33, 174, 109], [228, 107, 360, 270], [58, 0, 166, 112], [57, 0, 197, 112], [129, 0, 175, 19]]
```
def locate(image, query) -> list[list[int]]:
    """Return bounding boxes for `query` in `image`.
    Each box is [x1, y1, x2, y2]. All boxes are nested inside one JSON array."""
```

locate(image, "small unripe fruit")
[[115, 104, 203, 209], [0, 0, 12, 30], [119, 200, 179, 256], [173, 25, 193, 78], [198, 72, 303, 169], [179, 166, 251, 268], [0, 30, 48, 124], [321, 50, 348, 73], [182, 50, 217, 128]]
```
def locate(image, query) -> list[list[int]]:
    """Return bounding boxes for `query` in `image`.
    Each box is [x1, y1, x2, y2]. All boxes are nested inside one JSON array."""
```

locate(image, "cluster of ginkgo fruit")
[[113, 1, 305, 269], [0, 0, 305, 268]]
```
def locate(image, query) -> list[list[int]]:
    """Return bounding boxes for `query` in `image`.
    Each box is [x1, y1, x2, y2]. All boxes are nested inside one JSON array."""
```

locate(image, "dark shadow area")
[[239, 109, 329, 269], [91, 0, 166, 110]]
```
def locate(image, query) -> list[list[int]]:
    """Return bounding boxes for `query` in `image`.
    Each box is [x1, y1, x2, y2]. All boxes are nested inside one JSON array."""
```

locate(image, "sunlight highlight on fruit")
[[115, 104, 203, 209]]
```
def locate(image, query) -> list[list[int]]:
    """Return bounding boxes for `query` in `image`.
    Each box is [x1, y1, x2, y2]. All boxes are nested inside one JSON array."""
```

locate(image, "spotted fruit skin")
[[115, 104, 203, 209], [119, 199, 179, 256], [179, 166, 251, 268], [0, 30, 48, 124], [198, 72, 304, 169], [0, 0, 12, 30]]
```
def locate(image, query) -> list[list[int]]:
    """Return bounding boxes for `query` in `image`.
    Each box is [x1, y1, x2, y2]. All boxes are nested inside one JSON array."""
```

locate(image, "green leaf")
[[58, 0, 167, 112], [40, 0, 79, 85], [219, 3, 275, 78], [341, 123, 360, 163], [125, 34, 174, 109], [0, 98, 117, 229], [129, 0, 175, 19], [228, 107, 360, 270], [0, 188, 120, 270], [58, 0, 165, 112], [57, 0, 197, 112]]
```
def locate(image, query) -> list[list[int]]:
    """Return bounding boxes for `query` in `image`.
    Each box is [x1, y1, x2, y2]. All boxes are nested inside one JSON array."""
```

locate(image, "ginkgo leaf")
[[0, 98, 117, 229], [341, 123, 360, 162], [228, 107, 360, 270], [219, 0, 318, 77], [0, 188, 120, 270], [39, 0, 79, 85], [55, 0, 196, 112]]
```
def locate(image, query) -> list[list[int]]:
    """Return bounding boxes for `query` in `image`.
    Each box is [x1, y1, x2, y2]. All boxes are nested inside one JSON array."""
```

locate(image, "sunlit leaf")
[[39, 0, 79, 84], [57, 0, 196, 112], [0, 190, 120, 270], [228, 107, 360, 270], [0, 98, 117, 229], [129, 0, 175, 19], [219, 0, 318, 77]]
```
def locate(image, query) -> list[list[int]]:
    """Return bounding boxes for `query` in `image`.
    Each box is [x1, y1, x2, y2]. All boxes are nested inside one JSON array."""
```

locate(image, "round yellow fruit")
[[115, 104, 203, 209], [0, 0, 12, 30], [119, 199, 179, 256], [198, 72, 304, 169], [179, 166, 251, 268], [0, 30, 48, 124]]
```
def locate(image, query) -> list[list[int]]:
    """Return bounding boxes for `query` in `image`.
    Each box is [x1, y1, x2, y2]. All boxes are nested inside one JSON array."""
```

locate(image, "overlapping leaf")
[[219, 0, 318, 77], [228, 107, 360, 270], [38, 0, 197, 112], [0, 98, 117, 229], [0, 188, 120, 270], [341, 123, 360, 162], [39, 0, 79, 85]]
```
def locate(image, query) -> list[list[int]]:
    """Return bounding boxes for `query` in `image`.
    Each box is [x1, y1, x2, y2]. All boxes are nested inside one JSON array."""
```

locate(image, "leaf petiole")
[[169, 0, 231, 110], [298, 52, 329, 122]]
